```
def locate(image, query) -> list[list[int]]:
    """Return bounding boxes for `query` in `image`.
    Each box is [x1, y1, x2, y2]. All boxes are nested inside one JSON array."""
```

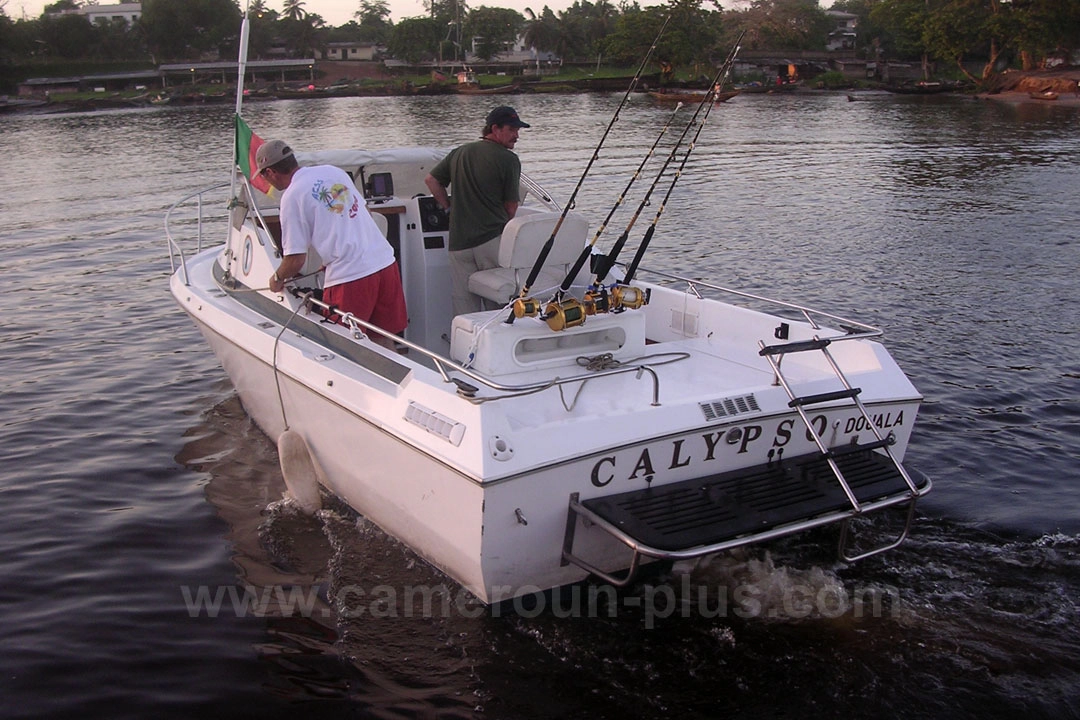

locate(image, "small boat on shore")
[[1028, 90, 1059, 101], [648, 89, 739, 103], [457, 82, 520, 95], [736, 81, 801, 94], [886, 81, 968, 95]]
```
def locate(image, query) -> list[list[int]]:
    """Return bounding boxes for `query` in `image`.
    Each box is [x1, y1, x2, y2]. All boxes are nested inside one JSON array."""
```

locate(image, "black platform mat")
[[582, 450, 924, 551]]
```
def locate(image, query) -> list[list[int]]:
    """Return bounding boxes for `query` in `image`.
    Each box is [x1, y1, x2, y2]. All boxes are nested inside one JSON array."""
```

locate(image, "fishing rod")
[[548, 100, 685, 307], [613, 31, 745, 290], [590, 32, 745, 295], [504, 13, 671, 325]]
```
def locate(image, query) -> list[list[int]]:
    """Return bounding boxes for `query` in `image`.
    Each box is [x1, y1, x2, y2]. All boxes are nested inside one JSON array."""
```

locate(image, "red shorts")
[[323, 262, 408, 335]]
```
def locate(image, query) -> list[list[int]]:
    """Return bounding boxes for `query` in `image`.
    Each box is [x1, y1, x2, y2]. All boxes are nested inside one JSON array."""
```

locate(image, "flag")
[[234, 114, 271, 194]]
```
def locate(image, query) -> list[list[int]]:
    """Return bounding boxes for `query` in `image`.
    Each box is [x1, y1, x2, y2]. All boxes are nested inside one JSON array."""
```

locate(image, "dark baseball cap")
[[486, 106, 530, 128]]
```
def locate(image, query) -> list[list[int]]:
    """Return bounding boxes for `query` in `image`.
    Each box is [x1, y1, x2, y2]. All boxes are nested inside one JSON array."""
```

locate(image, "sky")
[[5, 0, 672, 25]]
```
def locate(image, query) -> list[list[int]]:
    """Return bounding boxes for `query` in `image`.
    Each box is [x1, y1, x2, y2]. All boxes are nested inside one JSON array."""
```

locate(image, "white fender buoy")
[[277, 429, 322, 515]]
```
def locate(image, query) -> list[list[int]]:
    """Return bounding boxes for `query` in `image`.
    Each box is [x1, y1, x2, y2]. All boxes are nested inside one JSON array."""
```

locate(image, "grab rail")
[[631, 265, 884, 341], [281, 286, 677, 406], [165, 181, 230, 285]]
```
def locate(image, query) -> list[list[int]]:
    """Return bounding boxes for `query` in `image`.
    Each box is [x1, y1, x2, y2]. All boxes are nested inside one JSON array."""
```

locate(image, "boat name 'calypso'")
[[589, 411, 905, 487]]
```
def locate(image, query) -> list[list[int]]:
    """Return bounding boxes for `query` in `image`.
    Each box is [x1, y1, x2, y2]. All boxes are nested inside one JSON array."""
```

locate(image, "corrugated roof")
[[159, 59, 316, 73]]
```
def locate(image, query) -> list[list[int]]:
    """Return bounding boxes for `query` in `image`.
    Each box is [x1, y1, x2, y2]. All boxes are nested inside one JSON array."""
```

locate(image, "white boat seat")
[[468, 211, 590, 306], [370, 211, 388, 238]]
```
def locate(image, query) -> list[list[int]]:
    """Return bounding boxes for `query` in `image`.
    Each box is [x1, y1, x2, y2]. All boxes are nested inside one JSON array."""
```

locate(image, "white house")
[[47, 2, 143, 24], [462, 34, 556, 64], [323, 42, 378, 62], [826, 11, 857, 52]]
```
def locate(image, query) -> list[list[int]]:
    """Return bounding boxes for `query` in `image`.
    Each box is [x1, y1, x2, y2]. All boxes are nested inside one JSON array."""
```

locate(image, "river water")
[[1, 91, 1078, 719]]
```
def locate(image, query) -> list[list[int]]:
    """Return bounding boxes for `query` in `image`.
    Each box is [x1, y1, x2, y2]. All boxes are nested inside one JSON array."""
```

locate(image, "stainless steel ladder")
[[757, 336, 926, 561]]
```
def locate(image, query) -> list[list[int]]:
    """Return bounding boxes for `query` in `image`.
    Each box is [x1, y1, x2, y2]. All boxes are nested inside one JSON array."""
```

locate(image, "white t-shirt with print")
[[280, 165, 394, 288]]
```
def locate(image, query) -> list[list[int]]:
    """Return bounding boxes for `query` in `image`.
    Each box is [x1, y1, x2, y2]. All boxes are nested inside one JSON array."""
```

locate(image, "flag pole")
[[230, 3, 252, 201], [234, 2, 251, 116]]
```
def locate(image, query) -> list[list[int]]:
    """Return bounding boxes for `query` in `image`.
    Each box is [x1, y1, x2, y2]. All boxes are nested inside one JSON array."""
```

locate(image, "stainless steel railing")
[[165, 181, 230, 285], [631, 265, 884, 341]]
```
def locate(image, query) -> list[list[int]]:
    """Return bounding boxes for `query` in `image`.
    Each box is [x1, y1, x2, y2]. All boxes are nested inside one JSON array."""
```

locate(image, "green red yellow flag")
[[234, 114, 271, 194]]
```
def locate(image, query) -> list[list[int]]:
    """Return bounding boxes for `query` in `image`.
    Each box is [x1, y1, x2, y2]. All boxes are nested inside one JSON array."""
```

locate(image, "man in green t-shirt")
[[425, 105, 530, 316]]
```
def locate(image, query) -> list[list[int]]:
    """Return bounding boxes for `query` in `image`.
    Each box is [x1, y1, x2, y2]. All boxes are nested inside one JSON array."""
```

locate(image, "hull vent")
[[700, 394, 760, 422], [404, 402, 466, 446]]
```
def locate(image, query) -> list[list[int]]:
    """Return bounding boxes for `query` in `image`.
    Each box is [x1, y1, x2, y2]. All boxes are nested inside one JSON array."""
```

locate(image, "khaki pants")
[[449, 234, 501, 316]]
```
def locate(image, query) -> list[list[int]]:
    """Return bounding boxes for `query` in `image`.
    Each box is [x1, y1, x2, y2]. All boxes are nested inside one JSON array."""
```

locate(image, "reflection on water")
[[180, 396, 1080, 719], [1, 92, 1079, 718]]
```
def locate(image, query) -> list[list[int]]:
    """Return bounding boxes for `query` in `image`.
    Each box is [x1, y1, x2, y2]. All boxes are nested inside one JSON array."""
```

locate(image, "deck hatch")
[[582, 450, 923, 551], [699, 394, 760, 422]]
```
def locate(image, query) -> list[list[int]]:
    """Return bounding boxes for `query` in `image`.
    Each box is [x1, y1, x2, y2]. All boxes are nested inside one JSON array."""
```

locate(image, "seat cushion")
[[469, 266, 568, 305]]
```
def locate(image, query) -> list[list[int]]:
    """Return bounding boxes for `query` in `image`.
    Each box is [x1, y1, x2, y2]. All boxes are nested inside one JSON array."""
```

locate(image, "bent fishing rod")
[[605, 31, 745, 289], [504, 14, 671, 324], [590, 32, 745, 291], [548, 100, 685, 303]]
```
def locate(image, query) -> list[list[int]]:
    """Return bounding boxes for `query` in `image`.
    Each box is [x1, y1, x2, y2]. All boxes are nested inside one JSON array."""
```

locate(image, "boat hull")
[[177, 254, 921, 603], [168, 148, 927, 603]]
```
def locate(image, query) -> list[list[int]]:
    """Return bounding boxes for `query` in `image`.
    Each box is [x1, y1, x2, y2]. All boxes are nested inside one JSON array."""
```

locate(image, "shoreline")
[[977, 90, 1080, 107], [6, 71, 1079, 115]]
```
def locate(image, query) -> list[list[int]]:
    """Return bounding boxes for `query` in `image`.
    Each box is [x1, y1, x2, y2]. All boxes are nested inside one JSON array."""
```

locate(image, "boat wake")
[[180, 395, 1080, 717]]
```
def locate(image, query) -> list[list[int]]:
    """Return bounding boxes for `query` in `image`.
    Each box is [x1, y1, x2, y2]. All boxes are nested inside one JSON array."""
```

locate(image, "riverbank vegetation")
[[2, 0, 1078, 94]]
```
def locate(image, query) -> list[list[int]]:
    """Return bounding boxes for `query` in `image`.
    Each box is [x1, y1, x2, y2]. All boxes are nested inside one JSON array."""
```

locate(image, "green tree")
[[1011, 0, 1080, 69], [354, 0, 391, 43], [523, 6, 563, 55], [37, 13, 96, 58], [387, 15, 443, 63], [922, 0, 1011, 82], [280, 11, 324, 58], [246, 0, 279, 59], [555, 0, 620, 60], [728, 0, 831, 50], [465, 6, 524, 61], [282, 0, 306, 22], [43, 0, 81, 12], [95, 16, 143, 59], [602, 6, 665, 65], [425, 0, 468, 23], [869, 0, 935, 61], [141, 0, 241, 61], [659, 0, 723, 67]]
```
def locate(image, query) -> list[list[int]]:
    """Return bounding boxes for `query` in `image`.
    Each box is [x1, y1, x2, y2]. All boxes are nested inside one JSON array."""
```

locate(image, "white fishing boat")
[[166, 13, 930, 605]]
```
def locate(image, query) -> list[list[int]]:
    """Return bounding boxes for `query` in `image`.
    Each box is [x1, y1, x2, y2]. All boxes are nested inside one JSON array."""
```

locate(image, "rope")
[[227, 268, 323, 293], [469, 349, 690, 407], [271, 290, 314, 432]]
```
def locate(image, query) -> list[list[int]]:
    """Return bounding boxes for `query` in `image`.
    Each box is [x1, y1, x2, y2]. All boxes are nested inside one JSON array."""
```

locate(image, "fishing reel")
[[611, 284, 649, 311], [582, 287, 611, 316], [542, 297, 587, 332], [511, 297, 542, 319]]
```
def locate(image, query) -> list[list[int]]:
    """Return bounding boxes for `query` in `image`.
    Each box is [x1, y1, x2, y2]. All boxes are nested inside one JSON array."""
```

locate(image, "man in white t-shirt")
[[256, 140, 407, 347]]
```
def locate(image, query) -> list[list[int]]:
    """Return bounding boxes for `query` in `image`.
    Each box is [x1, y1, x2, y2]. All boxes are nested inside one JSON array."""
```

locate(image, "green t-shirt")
[[430, 139, 521, 251]]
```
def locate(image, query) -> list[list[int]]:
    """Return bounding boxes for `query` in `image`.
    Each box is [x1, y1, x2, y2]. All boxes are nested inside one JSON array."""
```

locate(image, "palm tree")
[[282, 0, 307, 22], [523, 7, 563, 58]]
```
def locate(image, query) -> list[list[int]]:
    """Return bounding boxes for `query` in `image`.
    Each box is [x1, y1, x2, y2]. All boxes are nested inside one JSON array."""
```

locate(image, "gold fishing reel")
[[511, 297, 542, 318], [611, 284, 649, 311], [582, 287, 611, 316], [543, 297, 586, 332]]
